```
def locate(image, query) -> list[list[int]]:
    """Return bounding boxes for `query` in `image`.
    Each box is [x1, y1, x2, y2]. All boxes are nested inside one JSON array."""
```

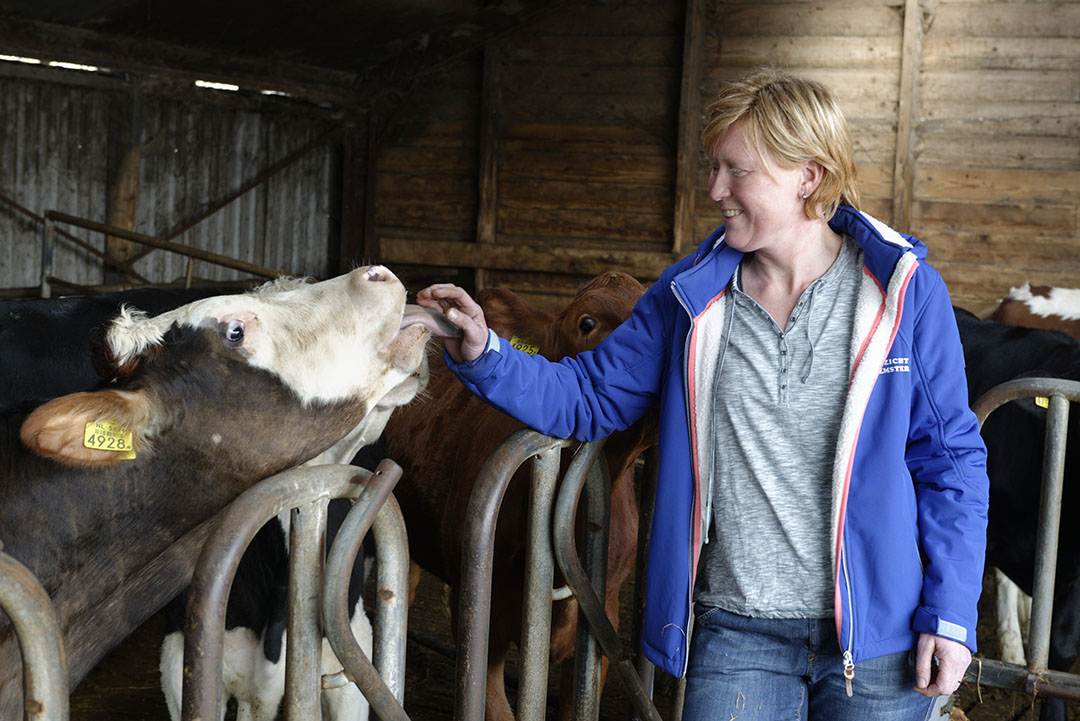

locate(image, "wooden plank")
[[927, 232, 1080, 268], [929, 3, 1080, 38], [503, 123, 674, 154], [719, 36, 901, 69], [916, 167, 1080, 205], [507, 65, 676, 97], [505, 35, 681, 67], [378, 236, 678, 279], [374, 173, 478, 205], [715, 4, 902, 36], [378, 145, 479, 175], [475, 45, 504, 290], [891, 0, 922, 232], [674, 0, 707, 255], [500, 179, 674, 214], [923, 37, 1080, 71], [531, 5, 682, 37], [501, 92, 675, 128], [918, 134, 1080, 170], [913, 200, 1076, 236], [921, 70, 1080, 103], [501, 150, 674, 185], [497, 207, 673, 245], [920, 101, 1080, 137], [704, 67, 900, 117]]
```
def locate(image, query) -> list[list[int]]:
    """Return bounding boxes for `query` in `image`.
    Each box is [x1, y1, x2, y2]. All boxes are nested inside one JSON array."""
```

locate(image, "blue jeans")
[[682, 605, 945, 721]]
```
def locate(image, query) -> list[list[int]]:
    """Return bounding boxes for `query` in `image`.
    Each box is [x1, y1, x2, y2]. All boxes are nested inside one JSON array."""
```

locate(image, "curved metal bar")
[[553, 442, 663, 721], [570, 441, 610, 721], [517, 448, 563, 721], [181, 462, 396, 721], [970, 378, 1080, 681], [971, 377, 1080, 427], [323, 464, 409, 721], [371, 493, 410, 701], [0, 551, 69, 721], [455, 429, 571, 721]]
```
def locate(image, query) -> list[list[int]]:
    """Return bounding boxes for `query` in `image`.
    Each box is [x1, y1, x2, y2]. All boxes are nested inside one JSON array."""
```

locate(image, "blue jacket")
[[447, 206, 989, 680]]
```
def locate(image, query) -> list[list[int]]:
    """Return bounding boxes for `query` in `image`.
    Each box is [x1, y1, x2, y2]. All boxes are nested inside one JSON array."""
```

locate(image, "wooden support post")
[[338, 121, 369, 273], [104, 78, 143, 286], [673, 0, 707, 256], [475, 45, 504, 292], [891, 0, 924, 233]]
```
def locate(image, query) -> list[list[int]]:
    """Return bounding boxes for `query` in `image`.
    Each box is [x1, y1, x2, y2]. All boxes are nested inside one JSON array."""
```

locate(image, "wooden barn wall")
[[372, 0, 1079, 314], [0, 72, 337, 294]]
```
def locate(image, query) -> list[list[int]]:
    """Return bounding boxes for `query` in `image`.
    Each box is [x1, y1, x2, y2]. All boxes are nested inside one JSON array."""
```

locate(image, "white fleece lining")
[[828, 252, 919, 571], [691, 291, 733, 543]]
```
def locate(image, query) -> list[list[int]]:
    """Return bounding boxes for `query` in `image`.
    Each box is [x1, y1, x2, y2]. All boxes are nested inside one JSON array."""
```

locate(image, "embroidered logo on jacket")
[[880, 356, 910, 374]]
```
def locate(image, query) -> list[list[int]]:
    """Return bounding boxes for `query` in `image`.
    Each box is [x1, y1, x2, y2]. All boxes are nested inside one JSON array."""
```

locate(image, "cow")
[[953, 306, 1080, 721], [0, 266, 449, 721], [988, 283, 1080, 340], [384, 271, 658, 721], [0, 282, 451, 721], [0, 286, 229, 412]]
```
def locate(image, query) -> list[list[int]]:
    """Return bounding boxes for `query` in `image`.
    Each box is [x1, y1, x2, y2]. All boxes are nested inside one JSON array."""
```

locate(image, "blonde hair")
[[701, 67, 860, 221]]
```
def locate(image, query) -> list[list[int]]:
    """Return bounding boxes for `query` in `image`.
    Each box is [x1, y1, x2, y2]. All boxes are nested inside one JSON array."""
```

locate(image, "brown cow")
[[386, 271, 657, 721], [988, 283, 1080, 340]]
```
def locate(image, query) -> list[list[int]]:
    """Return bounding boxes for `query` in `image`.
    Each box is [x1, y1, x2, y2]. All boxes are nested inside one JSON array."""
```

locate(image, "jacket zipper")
[[841, 533, 856, 695], [671, 278, 700, 678]]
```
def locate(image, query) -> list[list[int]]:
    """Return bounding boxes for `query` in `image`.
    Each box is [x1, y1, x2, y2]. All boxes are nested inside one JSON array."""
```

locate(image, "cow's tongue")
[[400, 304, 463, 338]]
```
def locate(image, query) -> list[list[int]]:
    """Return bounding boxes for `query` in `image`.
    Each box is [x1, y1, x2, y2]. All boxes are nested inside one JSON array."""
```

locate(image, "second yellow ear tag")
[[83, 420, 136, 460], [1035, 396, 1050, 409], [509, 335, 540, 355]]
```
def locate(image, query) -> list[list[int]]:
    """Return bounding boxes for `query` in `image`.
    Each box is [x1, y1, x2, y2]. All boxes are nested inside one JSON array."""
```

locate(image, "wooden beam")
[[338, 125, 369, 272], [891, 0, 924, 232], [0, 16, 364, 110], [379, 238, 677, 280], [673, 0, 707, 256], [475, 45, 505, 291]]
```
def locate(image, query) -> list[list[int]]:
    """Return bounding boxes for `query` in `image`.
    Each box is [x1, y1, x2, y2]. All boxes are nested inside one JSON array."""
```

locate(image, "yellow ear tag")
[[83, 420, 136, 460], [1035, 396, 1050, 409], [509, 335, 540, 355]]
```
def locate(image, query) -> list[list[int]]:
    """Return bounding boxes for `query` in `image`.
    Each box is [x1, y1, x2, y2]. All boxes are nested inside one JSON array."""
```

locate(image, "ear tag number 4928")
[[83, 420, 136, 460]]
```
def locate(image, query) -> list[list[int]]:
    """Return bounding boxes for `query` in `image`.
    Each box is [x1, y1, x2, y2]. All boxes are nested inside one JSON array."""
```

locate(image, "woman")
[[418, 68, 988, 720]]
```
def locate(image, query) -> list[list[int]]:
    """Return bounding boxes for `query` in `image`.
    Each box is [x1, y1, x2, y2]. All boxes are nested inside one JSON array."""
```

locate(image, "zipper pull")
[[843, 651, 855, 697]]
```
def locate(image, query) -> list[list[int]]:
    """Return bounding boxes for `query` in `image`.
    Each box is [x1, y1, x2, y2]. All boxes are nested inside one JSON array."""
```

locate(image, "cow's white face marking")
[[106, 266, 429, 407]]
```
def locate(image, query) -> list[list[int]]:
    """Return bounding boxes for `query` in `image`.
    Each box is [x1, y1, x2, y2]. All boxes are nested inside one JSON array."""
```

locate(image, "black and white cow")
[[0, 267, 444, 721], [954, 306, 1080, 721]]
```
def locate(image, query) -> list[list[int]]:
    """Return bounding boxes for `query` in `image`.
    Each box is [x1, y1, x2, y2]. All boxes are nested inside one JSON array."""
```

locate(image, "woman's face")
[[708, 121, 809, 253]]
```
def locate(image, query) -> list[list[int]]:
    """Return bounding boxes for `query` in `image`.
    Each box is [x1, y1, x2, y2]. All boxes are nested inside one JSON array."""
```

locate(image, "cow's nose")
[[364, 265, 392, 283]]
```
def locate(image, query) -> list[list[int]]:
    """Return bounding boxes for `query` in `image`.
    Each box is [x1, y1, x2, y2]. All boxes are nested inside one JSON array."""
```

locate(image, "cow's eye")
[[225, 319, 245, 344], [578, 316, 596, 334]]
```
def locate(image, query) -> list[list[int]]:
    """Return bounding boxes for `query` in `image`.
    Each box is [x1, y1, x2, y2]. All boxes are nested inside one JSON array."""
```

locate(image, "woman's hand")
[[914, 632, 971, 697], [416, 284, 491, 363]]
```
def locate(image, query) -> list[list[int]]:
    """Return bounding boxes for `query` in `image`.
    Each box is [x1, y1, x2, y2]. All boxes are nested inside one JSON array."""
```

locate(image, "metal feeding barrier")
[[454, 429, 662, 721], [0, 545, 69, 721], [965, 377, 1080, 702], [180, 460, 410, 721]]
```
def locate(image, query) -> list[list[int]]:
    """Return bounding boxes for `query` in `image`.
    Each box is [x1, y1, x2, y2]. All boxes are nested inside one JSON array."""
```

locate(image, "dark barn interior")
[[1, 0, 1078, 719]]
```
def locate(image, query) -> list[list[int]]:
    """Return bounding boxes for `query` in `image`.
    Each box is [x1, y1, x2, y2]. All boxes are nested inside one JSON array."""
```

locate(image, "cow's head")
[[21, 266, 444, 469], [479, 271, 646, 360]]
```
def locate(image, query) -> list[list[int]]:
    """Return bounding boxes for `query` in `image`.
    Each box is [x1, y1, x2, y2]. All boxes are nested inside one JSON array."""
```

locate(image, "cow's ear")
[[21, 390, 155, 467]]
